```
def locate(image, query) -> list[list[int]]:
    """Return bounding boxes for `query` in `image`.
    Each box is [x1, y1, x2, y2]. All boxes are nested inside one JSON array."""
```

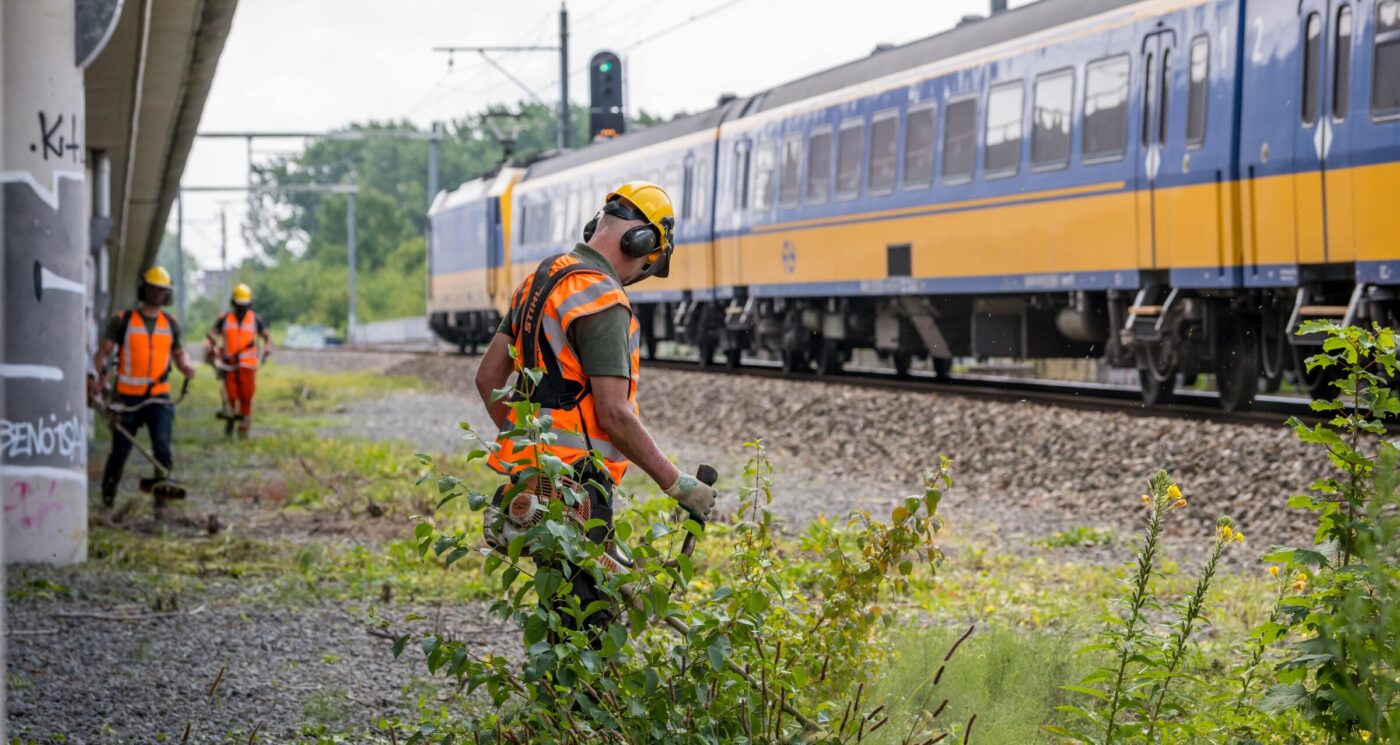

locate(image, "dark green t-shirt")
[[498, 244, 633, 378]]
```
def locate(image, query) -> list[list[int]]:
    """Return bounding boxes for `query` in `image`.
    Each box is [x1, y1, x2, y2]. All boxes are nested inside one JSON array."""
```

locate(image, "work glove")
[[665, 472, 717, 522]]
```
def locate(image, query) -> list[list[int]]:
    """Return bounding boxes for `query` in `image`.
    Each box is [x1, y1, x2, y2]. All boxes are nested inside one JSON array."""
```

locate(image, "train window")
[[1373, 0, 1400, 117], [565, 189, 580, 239], [553, 196, 568, 245], [984, 82, 1023, 178], [1334, 6, 1352, 119], [779, 133, 803, 208], [1142, 52, 1154, 147], [1303, 13, 1322, 125], [902, 104, 936, 189], [753, 140, 777, 211], [664, 164, 681, 206], [734, 143, 750, 209], [867, 110, 899, 194], [1083, 54, 1130, 162], [1031, 69, 1073, 169], [1187, 36, 1209, 146], [693, 160, 709, 219], [681, 162, 694, 219], [942, 97, 977, 182], [836, 120, 864, 199], [1158, 48, 1170, 145], [806, 126, 833, 205]]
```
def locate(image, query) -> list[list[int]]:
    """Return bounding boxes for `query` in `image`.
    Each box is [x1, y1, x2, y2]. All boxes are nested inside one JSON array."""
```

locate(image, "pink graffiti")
[[5, 479, 62, 530]]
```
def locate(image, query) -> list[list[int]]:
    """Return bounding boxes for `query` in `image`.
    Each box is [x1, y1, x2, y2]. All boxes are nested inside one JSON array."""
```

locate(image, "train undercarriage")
[[639, 278, 1399, 412]]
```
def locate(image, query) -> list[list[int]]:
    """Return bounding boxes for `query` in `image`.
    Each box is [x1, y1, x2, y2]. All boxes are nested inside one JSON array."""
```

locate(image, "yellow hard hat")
[[606, 181, 674, 255], [143, 266, 173, 289], [232, 283, 253, 304]]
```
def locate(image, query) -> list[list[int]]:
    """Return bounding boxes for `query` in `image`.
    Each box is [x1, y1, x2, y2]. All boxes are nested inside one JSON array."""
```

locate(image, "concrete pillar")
[[1, 2, 91, 565]]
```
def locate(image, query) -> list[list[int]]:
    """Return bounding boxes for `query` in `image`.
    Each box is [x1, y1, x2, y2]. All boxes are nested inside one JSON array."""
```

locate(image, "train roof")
[[429, 167, 522, 215], [523, 99, 743, 179], [749, 0, 1142, 114], [517, 0, 1142, 181]]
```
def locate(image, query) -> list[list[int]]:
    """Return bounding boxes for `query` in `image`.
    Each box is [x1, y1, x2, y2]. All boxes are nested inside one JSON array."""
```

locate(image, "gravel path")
[[287, 349, 1330, 547], [5, 569, 513, 743]]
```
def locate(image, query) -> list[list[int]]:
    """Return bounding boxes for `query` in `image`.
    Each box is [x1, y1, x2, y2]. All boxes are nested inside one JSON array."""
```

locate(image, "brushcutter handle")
[[680, 464, 718, 558]]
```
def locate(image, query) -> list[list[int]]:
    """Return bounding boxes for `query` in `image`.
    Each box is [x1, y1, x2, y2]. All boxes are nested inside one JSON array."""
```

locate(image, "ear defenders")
[[581, 199, 673, 259]]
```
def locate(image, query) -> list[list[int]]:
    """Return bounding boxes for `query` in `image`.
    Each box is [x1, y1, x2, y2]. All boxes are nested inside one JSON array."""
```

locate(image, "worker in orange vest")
[[205, 283, 271, 438], [475, 181, 717, 640], [90, 267, 198, 508]]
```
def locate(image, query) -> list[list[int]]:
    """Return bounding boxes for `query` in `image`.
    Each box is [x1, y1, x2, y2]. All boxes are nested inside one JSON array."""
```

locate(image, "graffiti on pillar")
[[0, 413, 85, 464], [2, 2, 93, 564], [4, 479, 64, 532], [29, 112, 84, 164]]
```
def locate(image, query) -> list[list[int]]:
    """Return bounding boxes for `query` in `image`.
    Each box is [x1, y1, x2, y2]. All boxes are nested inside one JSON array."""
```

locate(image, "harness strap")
[[516, 255, 613, 464]]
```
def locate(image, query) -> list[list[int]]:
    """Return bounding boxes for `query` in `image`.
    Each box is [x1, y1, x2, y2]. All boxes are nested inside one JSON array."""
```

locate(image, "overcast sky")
[[177, 0, 1035, 273]]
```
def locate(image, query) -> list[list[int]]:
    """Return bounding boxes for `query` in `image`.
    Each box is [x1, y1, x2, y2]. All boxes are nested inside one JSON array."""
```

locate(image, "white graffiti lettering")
[[0, 414, 84, 464]]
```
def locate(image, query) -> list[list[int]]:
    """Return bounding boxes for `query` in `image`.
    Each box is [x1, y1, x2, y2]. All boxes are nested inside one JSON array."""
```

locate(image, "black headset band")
[[602, 200, 648, 222]]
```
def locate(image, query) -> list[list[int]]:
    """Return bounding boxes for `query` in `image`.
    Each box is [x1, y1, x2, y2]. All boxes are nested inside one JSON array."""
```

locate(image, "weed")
[[1036, 526, 1116, 549]]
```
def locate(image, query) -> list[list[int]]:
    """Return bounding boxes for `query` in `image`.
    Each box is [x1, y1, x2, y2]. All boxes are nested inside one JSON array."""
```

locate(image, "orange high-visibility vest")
[[116, 310, 174, 397], [222, 310, 259, 369], [488, 253, 642, 485]]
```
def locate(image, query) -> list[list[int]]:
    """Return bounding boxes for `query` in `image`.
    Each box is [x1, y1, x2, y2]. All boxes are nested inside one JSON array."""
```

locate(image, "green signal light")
[[599, 61, 614, 73]]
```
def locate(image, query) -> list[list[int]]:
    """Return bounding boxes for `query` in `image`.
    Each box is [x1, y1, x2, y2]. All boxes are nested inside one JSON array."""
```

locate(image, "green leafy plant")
[[385, 367, 966, 743], [1253, 321, 1400, 743], [1050, 472, 1241, 744]]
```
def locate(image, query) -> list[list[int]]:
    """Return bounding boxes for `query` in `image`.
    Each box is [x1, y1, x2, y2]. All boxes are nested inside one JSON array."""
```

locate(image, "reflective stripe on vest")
[[223, 310, 259, 369], [488, 253, 641, 485], [116, 311, 174, 397]]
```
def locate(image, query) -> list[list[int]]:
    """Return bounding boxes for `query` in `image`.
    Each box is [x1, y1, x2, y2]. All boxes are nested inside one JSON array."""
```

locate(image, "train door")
[[1324, 2, 1358, 263], [486, 196, 504, 306], [1137, 29, 1179, 270], [1294, 2, 1337, 265], [725, 138, 751, 289]]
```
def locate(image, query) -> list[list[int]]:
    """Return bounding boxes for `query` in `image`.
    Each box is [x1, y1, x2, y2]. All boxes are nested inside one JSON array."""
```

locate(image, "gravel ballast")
[[5, 571, 515, 743], [333, 349, 1328, 547]]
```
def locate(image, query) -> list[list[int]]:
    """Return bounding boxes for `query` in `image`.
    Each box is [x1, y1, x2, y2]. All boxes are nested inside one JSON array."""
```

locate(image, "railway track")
[[645, 357, 1321, 429], [299, 344, 1321, 428]]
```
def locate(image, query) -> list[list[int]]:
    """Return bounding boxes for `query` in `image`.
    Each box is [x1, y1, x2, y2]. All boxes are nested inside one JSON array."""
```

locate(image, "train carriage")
[[428, 0, 1400, 410], [427, 167, 522, 352]]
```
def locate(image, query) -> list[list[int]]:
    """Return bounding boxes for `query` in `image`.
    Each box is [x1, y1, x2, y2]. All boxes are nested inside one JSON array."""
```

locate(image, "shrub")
[[387, 372, 965, 743], [1255, 322, 1400, 743]]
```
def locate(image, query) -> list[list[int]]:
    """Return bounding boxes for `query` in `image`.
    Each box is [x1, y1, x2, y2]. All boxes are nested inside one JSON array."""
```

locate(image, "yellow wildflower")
[[1269, 565, 1281, 577], [1218, 525, 1234, 541], [1141, 494, 1152, 506], [1174, 499, 1187, 509], [1234, 531, 1245, 543], [1167, 484, 1182, 501]]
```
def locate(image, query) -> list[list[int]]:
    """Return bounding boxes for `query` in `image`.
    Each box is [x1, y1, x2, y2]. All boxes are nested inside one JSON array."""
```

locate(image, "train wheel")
[[697, 339, 717, 368], [1138, 345, 1177, 405], [892, 353, 912, 378], [931, 357, 953, 379], [1214, 316, 1260, 412], [780, 349, 809, 373], [817, 339, 843, 375], [1259, 306, 1287, 394]]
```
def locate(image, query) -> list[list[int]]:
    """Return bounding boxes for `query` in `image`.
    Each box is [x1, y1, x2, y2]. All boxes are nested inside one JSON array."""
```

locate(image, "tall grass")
[[869, 624, 1095, 743]]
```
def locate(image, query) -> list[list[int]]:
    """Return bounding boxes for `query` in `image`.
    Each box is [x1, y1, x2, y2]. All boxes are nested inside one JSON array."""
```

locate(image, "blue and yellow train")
[[429, 0, 1400, 410]]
